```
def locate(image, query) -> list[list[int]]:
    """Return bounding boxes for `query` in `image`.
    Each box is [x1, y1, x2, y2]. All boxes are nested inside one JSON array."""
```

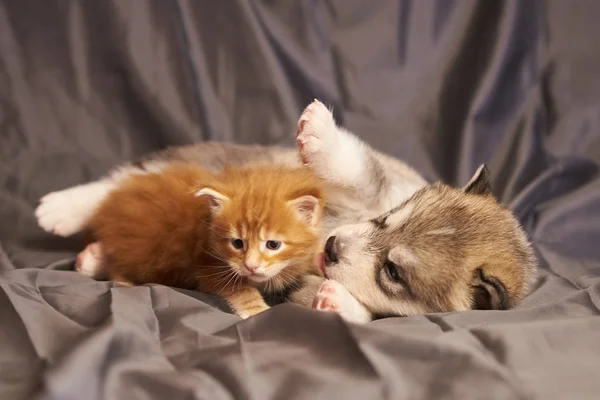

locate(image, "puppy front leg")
[[296, 100, 392, 204], [296, 100, 427, 211], [312, 280, 372, 324], [290, 276, 372, 324], [35, 162, 166, 237]]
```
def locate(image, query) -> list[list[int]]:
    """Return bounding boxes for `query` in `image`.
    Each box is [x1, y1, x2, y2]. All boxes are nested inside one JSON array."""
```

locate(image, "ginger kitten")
[[78, 162, 325, 318]]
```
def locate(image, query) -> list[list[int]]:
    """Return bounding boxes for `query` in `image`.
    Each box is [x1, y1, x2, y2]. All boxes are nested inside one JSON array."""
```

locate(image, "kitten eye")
[[265, 240, 281, 250], [384, 261, 404, 283], [231, 239, 244, 250]]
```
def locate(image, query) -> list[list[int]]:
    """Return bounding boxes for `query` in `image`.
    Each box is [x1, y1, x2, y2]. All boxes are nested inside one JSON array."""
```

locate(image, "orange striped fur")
[[88, 162, 325, 318]]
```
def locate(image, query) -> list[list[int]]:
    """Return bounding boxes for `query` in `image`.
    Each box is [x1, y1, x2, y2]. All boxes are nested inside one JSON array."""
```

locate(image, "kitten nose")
[[245, 264, 259, 274], [324, 236, 339, 263]]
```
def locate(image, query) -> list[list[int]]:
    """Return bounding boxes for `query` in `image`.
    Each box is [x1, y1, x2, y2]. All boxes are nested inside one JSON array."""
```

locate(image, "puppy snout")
[[324, 236, 339, 263]]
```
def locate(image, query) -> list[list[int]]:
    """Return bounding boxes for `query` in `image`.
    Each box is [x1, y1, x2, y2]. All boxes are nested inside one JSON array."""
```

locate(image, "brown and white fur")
[[79, 162, 325, 319], [35, 100, 538, 323], [302, 165, 537, 322]]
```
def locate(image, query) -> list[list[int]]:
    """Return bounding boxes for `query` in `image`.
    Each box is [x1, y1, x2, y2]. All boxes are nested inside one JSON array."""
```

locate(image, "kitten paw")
[[296, 99, 338, 166], [75, 242, 106, 279], [35, 182, 111, 237], [237, 304, 270, 319], [312, 280, 371, 324], [113, 280, 134, 287]]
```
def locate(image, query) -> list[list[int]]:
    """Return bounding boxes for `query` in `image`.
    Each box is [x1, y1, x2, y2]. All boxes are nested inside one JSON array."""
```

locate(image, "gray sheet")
[[1, 1, 600, 399]]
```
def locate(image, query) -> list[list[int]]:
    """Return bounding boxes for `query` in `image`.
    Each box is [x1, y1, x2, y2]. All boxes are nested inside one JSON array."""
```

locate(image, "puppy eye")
[[266, 240, 281, 250], [384, 261, 404, 283], [231, 239, 245, 250]]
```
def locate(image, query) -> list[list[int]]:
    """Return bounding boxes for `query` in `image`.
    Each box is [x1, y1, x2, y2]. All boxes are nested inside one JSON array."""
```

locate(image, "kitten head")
[[195, 166, 325, 287]]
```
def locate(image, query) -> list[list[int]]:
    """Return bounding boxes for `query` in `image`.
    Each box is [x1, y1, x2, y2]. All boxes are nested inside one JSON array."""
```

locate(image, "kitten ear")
[[288, 195, 320, 226], [195, 188, 229, 214], [463, 164, 492, 196]]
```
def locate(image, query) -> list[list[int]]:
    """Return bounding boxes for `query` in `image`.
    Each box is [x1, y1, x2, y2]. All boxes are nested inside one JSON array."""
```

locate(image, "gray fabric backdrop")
[[1, 1, 600, 399]]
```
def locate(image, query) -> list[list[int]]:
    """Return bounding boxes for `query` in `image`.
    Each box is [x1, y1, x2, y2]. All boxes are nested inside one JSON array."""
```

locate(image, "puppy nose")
[[324, 236, 339, 263]]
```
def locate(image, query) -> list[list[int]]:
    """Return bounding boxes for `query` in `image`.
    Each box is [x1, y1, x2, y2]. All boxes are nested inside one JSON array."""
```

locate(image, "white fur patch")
[[328, 222, 372, 252], [385, 204, 414, 228], [75, 242, 105, 278], [297, 100, 368, 187], [328, 129, 369, 186], [425, 228, 456, 236], [388, 246, 418, 267], [312, 280, 372, 324], [36, 162, 167, 237], [382, 183, 423, 211], [35, 180, 116, 237]]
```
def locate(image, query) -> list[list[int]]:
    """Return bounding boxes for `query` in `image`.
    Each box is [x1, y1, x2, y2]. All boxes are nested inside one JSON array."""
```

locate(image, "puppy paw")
[[312, 279, 344, 312], [312, 280, 371, 324], [296, 99, 338, 166], [35, 183, 109, 237]]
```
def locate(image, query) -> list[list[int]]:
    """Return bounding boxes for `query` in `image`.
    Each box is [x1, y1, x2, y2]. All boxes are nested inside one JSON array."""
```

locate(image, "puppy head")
[[321, 165, 538, 317]]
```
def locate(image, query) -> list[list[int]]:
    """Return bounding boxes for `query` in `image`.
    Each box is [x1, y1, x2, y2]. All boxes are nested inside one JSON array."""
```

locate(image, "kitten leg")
[[227, 286, 270, 319], [75, 242, 107, 280], [312, 280, 372, 324], [113, 280, 134, 287], [296, 100, 425, 208], [76, 242, 134, 286]]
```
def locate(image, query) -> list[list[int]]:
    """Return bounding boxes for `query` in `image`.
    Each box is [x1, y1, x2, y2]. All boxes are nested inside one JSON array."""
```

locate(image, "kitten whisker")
[[274, 270, 302, 293], [201, 269, 234, 278], [204, 242, 224, 253], [216, 270, 241, 296], [194, 243, 229, 264], [234, 275, 243, 292], [214, 275, 235, 295], [266, 277, 273, 293]]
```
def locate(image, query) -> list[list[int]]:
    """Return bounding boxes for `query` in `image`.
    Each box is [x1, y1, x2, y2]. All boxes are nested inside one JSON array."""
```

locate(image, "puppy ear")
[[463, 164, 492, 196], [288, 195, 320, 226], [470, 268, 510, 310], [195, 188, 229, 214]]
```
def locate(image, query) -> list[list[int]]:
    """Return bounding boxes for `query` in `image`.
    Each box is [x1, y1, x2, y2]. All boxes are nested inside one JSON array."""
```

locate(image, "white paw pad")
[[296, 99, 338, 165]]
